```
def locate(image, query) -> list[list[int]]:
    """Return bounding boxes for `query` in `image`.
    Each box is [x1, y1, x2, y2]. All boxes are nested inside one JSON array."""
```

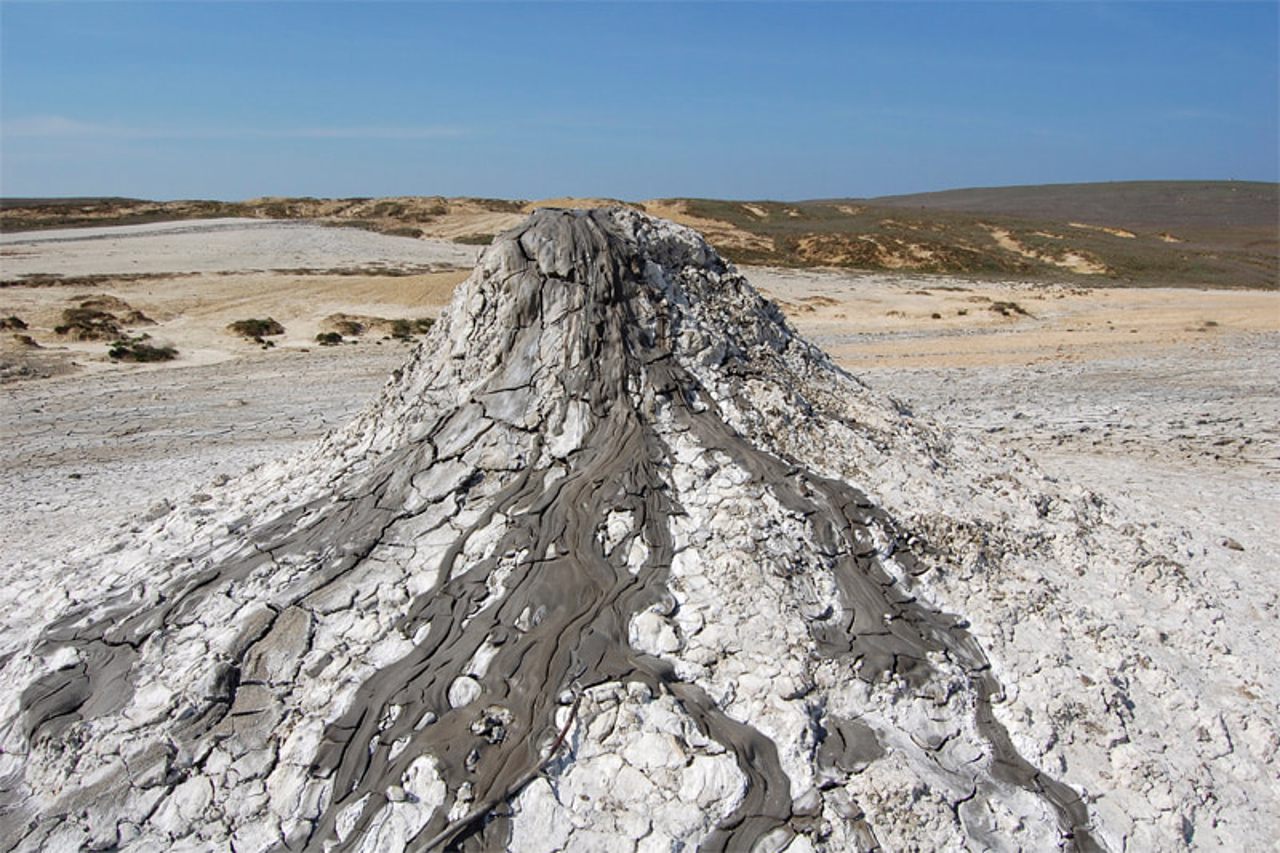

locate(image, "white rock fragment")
[[447, 676, 482, 708], [629, 610, 681, 655], [508, 779, 573, 853]]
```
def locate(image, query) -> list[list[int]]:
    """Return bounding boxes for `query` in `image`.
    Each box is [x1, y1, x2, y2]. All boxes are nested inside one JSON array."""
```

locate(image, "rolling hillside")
[[3, 181, 1275, 287], [867, 180, 1278, 232]]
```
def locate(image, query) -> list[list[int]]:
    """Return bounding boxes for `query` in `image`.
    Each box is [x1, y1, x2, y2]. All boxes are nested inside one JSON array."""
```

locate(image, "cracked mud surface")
[[0, 209, 1276, 851]]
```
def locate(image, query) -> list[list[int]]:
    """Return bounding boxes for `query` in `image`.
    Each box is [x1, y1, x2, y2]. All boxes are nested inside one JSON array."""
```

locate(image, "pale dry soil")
[[747, 266, 1280, 565], [1, 274, 1273, 586]]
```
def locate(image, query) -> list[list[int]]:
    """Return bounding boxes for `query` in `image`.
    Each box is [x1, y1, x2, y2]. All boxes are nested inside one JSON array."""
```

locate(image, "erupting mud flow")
[[3, 209, 1109, 850]]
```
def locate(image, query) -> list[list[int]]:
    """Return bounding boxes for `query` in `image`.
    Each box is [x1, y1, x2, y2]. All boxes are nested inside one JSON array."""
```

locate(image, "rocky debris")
[[0, 359, 65, 383], [0, 315, 28, 331], [0, 208, 1275, 851]]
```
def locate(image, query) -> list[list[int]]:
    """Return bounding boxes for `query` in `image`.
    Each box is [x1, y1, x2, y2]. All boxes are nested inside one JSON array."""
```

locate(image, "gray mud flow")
[[4, 208, 1098, 851]]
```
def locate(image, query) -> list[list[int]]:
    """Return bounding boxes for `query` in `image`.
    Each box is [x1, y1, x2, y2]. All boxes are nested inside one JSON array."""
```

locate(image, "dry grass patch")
[[322, 313, 436, 341], [227, 318, 285, 342], [53, 295, 154, 340], [988, 300, 1033, 318], [108, 335, 177, 362]]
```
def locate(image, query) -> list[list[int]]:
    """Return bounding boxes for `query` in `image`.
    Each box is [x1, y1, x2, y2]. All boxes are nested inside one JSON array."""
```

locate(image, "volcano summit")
[[0, 209, 1272, 851]]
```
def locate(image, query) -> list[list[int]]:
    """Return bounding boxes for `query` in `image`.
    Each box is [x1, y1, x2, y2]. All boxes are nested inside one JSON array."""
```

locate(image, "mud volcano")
[[2, 209, 1103, 850]]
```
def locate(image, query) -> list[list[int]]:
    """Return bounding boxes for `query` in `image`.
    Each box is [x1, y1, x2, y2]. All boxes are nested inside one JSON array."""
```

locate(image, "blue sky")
[[1, 1, 1276, 200]]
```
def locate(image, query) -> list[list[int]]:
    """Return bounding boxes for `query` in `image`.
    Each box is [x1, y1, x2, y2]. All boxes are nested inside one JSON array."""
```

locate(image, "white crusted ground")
[[0, 218, 477, 277], [0, 210, 1275, 852]]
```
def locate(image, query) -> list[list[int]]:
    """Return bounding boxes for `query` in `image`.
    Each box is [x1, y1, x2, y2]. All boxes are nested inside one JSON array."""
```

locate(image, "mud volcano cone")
[[1, 209, 1100, 851]]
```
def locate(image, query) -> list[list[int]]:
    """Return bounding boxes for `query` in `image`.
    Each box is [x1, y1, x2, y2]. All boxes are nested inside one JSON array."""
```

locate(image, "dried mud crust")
[[0, 346, 409, 566], [0, 209, 1273, 852], [0, 218, 479, 279]]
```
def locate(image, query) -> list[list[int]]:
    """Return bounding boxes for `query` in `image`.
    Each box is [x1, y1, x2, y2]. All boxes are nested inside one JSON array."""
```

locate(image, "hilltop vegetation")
[[2, 181, 1275, 287]]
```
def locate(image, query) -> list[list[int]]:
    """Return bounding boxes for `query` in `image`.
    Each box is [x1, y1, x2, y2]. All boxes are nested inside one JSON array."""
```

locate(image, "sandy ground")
[[0, 219, 473, 377], [750, 266, 1279, 368], [1, 219, 1276, 606]]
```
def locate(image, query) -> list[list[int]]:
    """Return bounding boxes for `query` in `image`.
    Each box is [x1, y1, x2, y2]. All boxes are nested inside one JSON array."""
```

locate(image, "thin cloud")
[[2, 116, 122, 137], [2, 115, 468, 140], [282, 126, 467, 140], [1161, 108, 1239, 123]]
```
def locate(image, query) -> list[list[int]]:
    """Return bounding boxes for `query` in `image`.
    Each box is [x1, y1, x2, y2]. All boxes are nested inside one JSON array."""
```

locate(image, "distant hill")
[[0, 196, 149, 208], [3, 182, 1276, 288], [864, 181, 1278, 233], [665, 182, 1278, 287]]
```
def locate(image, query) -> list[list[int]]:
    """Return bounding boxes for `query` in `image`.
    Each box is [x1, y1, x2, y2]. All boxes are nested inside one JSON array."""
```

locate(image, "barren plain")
[[0, 213, 1277, 849]]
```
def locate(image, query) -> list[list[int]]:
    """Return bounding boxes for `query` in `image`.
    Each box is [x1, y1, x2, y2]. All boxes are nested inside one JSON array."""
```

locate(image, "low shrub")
[[108, 335, 177, 362], [384, 226, 424, 239], [55, 308, 122, 340], [331, 319, 365, 336], [389, 317, 436, 340], [988, 301, 1031, 318], [227, 317, 285, 343]]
